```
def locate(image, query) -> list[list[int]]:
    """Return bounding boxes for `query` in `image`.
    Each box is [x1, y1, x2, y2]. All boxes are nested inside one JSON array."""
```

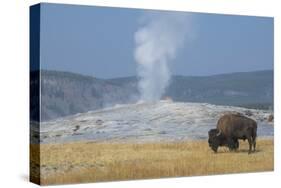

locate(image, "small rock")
[[72, 132, 83, 136], [73, 125, 80, 132], [268, 114, 274, 122], [158, 131, 167, 134], [96, 119, 103, 125], [144, 128, 152, 131], [244, 110, 253, 116]]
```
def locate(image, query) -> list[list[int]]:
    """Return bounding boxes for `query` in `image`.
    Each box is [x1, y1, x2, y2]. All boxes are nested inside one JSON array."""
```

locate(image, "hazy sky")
[[40, 3, 273, 78]]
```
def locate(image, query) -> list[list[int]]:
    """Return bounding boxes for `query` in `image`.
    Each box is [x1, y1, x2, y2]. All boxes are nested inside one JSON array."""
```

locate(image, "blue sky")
[[40, 3, 273, 78]]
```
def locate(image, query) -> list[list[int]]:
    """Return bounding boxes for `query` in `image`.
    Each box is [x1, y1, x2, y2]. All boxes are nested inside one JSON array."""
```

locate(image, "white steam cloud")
[[134, 12, 191, 102]]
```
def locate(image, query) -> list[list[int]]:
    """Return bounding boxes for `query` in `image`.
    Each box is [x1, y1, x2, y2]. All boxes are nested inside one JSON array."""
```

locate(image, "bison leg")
[[227, 138, 237, 152], [247, 136, 253, 154], [252, 131, 257, 152], [252, 137, 256, 152], [234, 139, 239, 151]]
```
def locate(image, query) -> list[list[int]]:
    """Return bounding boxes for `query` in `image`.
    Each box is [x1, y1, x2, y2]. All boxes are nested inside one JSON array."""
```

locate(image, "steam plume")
[[134, 12, 190, 102]]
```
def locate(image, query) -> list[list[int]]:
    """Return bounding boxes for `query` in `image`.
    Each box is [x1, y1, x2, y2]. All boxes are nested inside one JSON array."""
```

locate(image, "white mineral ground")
[[32, 100, 274, 144]]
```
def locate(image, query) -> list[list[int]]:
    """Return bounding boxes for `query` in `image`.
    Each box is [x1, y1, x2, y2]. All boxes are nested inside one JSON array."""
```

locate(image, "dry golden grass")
[[30, 139, 273, 185]]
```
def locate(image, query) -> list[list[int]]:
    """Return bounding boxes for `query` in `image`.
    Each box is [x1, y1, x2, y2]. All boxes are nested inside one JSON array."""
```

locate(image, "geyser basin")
[[30, 2, 274, 185], [38, 101, 273, 144]]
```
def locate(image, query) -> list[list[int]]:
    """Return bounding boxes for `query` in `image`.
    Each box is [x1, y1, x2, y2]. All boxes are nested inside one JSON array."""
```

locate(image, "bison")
[[208, 114, 257, 154]]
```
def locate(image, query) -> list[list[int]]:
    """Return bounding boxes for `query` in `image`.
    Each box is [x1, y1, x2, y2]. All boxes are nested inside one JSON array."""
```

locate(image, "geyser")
[[134, 12, 190, 102]]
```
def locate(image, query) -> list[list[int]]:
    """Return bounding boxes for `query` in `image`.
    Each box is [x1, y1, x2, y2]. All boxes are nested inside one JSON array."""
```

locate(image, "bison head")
[[208, 129, 239, 152], [208, 129, 224, 152]]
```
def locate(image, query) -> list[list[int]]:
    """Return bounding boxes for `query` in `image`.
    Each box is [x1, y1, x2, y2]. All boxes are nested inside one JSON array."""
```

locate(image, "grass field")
[[30, 139, 273, 185]]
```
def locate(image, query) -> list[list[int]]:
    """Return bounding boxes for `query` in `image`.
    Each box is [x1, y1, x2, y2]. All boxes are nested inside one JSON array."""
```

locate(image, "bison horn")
[[216, 130, 222, 136]]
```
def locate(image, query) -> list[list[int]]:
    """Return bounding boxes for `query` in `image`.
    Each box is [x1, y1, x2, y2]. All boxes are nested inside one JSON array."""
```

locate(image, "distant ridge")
[[31, 69, 273, 121]]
